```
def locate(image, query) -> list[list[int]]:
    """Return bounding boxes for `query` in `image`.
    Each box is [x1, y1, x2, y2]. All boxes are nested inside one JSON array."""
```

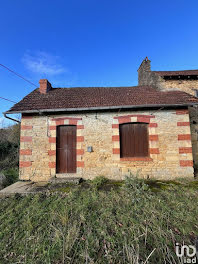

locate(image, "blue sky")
[[1, 0, 198, 126]]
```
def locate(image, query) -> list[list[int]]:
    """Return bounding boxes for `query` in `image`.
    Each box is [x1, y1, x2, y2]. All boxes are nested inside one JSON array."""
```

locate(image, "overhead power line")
[[0, 63, 37, 87], [0, 63, 38, 105], [0, 96, 17, 103]]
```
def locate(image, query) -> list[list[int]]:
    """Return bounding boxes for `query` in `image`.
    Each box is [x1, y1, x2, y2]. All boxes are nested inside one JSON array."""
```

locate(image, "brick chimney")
[[39, 79, 52, 94]]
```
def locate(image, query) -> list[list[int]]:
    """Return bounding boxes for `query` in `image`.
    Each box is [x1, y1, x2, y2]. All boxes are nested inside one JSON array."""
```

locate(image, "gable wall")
[[19, 109, 193, 182]]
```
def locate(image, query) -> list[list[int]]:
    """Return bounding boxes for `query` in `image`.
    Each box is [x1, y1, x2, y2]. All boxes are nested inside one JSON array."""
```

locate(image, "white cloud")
[[22, 51, 66, 75]]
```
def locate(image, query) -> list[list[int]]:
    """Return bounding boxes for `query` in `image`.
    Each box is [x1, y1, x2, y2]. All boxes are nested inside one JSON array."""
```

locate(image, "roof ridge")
[[154, 69, 198, 72], [51, 85, 152, 89], [154, 69, 198, 77]]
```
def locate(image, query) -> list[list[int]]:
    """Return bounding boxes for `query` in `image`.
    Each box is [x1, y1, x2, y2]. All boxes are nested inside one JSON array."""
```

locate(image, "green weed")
[[0, 177, 198, 263]]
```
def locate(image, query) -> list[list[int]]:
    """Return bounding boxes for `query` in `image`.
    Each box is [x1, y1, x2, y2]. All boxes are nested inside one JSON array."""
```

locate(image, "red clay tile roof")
[[154, 70, 198, 77], [6, 86, 198, 113]]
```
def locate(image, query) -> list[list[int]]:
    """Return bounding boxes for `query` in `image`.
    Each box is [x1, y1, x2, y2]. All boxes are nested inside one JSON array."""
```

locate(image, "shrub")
[[3, 168, 19, 187], [0, 124, 20, 171], [91, 176, 109, 189], [124, 173, 149, 196]]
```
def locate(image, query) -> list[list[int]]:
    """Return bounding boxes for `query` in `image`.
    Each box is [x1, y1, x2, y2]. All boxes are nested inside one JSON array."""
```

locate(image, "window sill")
[[120, 157, 153, 161]]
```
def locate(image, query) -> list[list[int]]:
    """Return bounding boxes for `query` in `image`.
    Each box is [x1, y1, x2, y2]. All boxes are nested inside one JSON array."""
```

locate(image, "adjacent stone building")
[[5, 78, 198, 182], [138, 58, 198, 173], [138, 57, 198, 96]]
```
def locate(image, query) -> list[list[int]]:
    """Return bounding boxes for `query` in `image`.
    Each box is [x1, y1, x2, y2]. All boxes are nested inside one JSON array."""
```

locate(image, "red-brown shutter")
[[119, 123, 149, 157]]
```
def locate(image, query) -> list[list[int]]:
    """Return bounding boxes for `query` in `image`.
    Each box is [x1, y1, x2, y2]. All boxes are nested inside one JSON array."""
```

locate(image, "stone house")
[[5, 76, 198, 182], [138, 57, 198, 172]]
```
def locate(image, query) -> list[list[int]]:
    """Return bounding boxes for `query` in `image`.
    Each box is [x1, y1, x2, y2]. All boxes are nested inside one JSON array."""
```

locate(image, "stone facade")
[[158, 80, 198, 96], [138, 58, 198, 172], [19, 109, 194, 182]]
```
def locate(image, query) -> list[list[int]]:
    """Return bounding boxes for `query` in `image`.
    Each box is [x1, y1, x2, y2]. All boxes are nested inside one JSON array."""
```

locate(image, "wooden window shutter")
[[119, 123, 149, 158]]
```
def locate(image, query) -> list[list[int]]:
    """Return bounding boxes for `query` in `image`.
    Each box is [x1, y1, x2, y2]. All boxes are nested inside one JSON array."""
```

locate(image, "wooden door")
[[56, 126, 76, 173]]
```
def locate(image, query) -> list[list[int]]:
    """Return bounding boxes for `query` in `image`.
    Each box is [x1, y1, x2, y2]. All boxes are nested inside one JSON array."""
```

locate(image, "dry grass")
[[0, 176, 198, 263]]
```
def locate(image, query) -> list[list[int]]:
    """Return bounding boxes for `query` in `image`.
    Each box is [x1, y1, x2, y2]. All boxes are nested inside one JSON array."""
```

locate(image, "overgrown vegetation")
[[91, 176, 109, 189], [2, 168, 19, 187], [0, 175, 198, 263], [0, 124, 20, 187]]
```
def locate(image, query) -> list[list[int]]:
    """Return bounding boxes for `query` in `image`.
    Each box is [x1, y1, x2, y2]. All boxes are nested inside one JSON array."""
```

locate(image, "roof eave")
[[4, 103, 198, 115]]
